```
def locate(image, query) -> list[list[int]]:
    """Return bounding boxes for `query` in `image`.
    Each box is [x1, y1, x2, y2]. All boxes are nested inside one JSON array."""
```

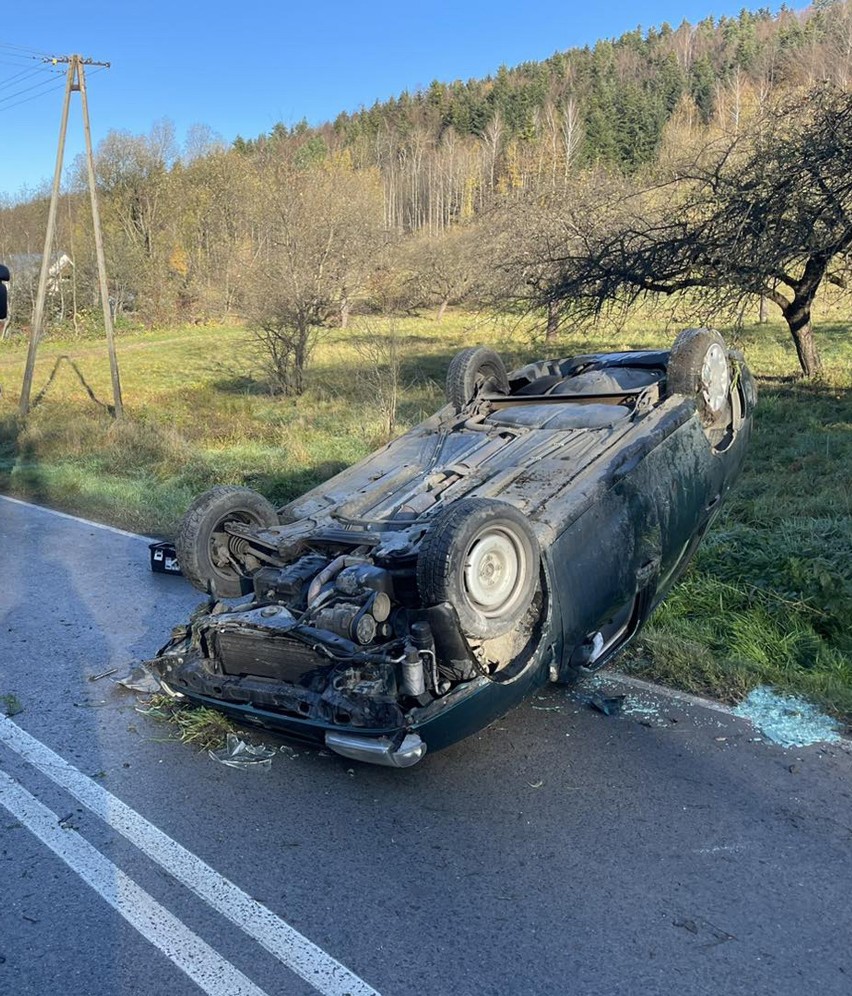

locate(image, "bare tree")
[[407, 226, 485, 321], [245, 156, 384, 395], [75, 123, 179, 320], [507, 86, 852, 377], [353, 322, 405, 442], [482, 112, 504, 195], [828, 0, 852, 86], [182, 123, 227, 163], [561, 97, 583, 184]]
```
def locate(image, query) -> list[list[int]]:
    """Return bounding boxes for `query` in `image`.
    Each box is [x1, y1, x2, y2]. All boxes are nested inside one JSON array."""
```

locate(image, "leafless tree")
[[407, 227, 485, 321], [352, 322, 405, 441], [245, 157, 384, 394], [482, 112, 504, 195], [505, 85, 852, 377], [561, 97, 583, 183]]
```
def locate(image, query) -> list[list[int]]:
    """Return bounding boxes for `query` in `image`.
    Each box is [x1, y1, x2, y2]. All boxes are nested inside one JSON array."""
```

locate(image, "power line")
[[0, 61, 106, 112], [0, 53, 42, 67], [0, 70, 65, 107], [0, 50, 40, 62], [0, 56, 44, 71], [0, 70, 65, 98], [0, 40, 53, 59], [0, 65, 45, 91], [0, 78, 68, 113]]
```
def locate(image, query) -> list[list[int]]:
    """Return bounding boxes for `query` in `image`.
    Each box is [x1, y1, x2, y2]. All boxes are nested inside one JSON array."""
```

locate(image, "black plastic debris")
[[149, 541, 181, 575], [589, 692, 626, 716]]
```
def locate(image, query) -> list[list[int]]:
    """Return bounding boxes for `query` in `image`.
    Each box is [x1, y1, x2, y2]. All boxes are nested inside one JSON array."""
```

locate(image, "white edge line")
[[0, 717, 381, 996], [605, 671, 736, 716], [605, 674, 851, 744], [0, 493, 157, 542], [0, 769, 270, 996]]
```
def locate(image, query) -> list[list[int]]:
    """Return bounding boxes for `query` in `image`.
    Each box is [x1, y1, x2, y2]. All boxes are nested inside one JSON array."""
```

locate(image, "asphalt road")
[[1, 494, 850, 996]]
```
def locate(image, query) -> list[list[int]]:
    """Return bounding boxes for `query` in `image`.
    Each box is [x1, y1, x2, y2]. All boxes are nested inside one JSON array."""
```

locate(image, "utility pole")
[[19, 54, 123, 418], [19, 60, 74, 416]]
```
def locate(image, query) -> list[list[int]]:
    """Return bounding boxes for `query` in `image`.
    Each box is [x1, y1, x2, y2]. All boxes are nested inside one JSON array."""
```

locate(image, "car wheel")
[[446, 346, 509, 411], [417, 497, 540, 639], [667, 327, 732, 427], [175, 486, 278, 597]]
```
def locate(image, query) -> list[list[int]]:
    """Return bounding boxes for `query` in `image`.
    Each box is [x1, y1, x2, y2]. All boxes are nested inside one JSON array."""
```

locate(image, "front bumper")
[[325, 730, 426, 767]]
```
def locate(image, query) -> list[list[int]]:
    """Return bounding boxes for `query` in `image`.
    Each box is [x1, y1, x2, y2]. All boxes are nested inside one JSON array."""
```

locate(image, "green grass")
[[138, 694, 236, 751], [1, 307, 850, 719], [1, 692, 24, 717]]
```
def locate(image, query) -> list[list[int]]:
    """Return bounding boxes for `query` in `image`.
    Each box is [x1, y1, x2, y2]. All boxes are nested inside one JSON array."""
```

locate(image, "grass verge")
[[1, 308, 850, 719]]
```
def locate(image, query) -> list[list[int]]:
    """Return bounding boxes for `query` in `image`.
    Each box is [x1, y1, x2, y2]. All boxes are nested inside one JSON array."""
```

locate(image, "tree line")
[[0, 3, 850, 384]]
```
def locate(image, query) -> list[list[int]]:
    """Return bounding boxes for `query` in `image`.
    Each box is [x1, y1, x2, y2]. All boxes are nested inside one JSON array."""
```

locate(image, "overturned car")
[[149, 328, 756, 767]]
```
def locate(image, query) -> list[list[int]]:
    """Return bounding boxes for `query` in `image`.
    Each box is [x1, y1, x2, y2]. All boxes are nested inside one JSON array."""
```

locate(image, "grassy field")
[[1, 309, 850, 719]]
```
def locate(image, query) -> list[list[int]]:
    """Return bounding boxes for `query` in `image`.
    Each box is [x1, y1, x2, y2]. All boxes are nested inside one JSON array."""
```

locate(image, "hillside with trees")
[[1, 2, 851, 384]]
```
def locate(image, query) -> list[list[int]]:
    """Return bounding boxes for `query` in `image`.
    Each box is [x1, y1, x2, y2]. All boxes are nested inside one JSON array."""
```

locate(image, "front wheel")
[[175, 486, 278, 597], [417, 498, 540, 640]]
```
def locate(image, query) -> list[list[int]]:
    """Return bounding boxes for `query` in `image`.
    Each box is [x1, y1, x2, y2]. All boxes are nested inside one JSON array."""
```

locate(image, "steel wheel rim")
[[701, 343, 730, 413], [464, 527, 527, 617]]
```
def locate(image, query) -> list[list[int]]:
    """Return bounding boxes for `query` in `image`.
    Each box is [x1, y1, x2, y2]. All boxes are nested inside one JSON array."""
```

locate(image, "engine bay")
[[151, 537, 532, 730]]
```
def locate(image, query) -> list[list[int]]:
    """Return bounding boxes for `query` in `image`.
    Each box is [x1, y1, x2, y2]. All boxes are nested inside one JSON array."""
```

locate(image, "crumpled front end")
[[152, 599, 408, 732], [147, 547, 547, 765]]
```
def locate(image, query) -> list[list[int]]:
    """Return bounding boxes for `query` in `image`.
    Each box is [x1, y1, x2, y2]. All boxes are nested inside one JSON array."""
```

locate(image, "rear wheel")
[[667, 327, 731, 428], [417, 498, 540, 639], [446, 347, 509, 411], [175, 486, 278, 597]]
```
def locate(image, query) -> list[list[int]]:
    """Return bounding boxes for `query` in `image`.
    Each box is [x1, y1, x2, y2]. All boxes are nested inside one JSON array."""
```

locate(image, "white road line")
[[0, 768, 270, 996], [605, 672, 736, 716], [0, 493, 156, 542], [0, 717, 381, 996]]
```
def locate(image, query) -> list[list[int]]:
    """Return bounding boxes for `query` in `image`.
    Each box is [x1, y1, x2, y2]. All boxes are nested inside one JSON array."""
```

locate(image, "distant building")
[[8, 251, 74, 294]]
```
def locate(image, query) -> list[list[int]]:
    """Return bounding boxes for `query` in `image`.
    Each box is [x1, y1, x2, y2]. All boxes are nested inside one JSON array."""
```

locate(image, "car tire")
[[175, 486, 278, 597], [667, 327, 732, 427], [417, 497, 540, 639], [446, 346, 509, 411]]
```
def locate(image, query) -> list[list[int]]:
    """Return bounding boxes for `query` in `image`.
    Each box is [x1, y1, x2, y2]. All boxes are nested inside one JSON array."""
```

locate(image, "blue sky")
[[1, 1, 788, 199]]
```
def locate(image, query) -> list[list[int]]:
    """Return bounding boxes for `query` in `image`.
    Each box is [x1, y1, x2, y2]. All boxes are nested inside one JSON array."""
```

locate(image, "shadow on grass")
[[0, 414, 49, 504], [344, 332, 444, 348], [308, 345, 515, 408], [810, 320, 851, 341], [242, 462, 350, 507], [215, 345, 467, 402], [212, 375, 270, 396], [0, 409, 358, 534]]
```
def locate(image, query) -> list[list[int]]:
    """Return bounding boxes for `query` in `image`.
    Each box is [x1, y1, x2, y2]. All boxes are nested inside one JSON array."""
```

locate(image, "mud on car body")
[[149, 328, 756, 767]]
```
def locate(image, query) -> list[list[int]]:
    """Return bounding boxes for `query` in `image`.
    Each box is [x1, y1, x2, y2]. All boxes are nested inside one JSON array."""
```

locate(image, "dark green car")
[[149, 328, 756, 767]]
